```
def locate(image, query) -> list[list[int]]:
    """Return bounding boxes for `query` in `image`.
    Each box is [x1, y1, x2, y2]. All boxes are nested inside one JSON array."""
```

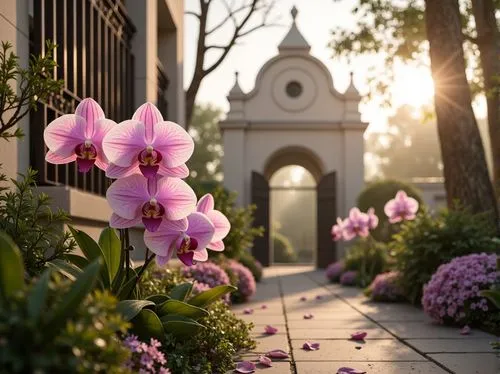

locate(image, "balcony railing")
[[30, 0, 136, 197], [157, 60, 170, 119]]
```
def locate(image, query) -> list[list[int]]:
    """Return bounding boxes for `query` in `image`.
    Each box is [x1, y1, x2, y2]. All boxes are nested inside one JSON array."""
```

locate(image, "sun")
[[392, 65, 435, 108]]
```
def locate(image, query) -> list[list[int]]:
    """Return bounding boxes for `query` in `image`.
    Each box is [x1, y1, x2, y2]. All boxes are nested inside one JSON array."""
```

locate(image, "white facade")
[[221, 7, 367, 218]]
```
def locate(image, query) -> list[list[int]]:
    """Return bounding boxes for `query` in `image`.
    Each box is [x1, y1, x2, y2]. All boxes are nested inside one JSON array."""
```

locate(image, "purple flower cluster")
[[191, 281, 211, 296], [123, 335, 170, 373], [422, 253, 498, 324], [325, 261, 345, 283], [340, 270, 358, 286], [367, 271, 404, 302], [182, 261, 231, 302], [227, 260, 256, 301]]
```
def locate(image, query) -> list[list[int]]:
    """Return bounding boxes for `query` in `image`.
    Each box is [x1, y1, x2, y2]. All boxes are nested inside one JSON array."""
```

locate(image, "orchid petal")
[[144, 219, 187, 256], [300, 296, 307, 301], [75, 98, 105, 138], [315, 295, 323, 300], [207, 240, 225, 251], [109, 213, 142, 229], [303, 313, 314, 319], [337, 367, 367, 374], [152, 121, 194, 168], [302, 341, 320, 351], [264, 325, 278, 335], [159, 163, 190, 178], [234, 361, 256, 373], [178, 250, 195, 266], [460, 325, 471, 335], [106, 163, 139, 179], [155, 255, 171, 267], [186, 212, 215, 250], [350, 331, 367, 341], [102, 120, 147, 167], [207, 210, 230, 242], [258, 355, 272, 367], [384, 199, 397, 217], [197, 193, 215, 214], [243, 308, 254, 315], [132, 102, 163, 143], [155, 177, 196, 221], [193, 248, 208, 262], [261, 304, 268, 309], [45, 151, 76, 164], [265, 349, 289, 359], [106, 174, 149, 220], [44, 114, 87, 157]]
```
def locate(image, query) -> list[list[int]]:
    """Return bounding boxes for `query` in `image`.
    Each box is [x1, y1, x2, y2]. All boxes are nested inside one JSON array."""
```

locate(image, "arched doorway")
[[270, 165, 317, 264]]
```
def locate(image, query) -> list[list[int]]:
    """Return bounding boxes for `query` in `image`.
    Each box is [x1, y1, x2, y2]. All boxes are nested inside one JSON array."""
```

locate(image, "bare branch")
[[185, 11, 201, 18], [206, 2, 252, 35]]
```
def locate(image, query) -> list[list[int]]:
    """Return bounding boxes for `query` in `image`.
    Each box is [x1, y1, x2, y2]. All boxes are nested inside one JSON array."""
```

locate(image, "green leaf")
[[480, 289, 500, 309], [27, 269, 51, 320], [116, 269, 138, 301], [146, 294, 171, 304], [187, 285, 237, 308], [169, 282, 193, 301], [64, 254, 89, 269], [130, 309, 164, 341], [47, 259, 101, 335], [47, 259, 83, 281], [161, 316, 205, 336], [116, 299, 155, 321], [0, 231, 25, 301], [68, 226, 110, 288], [156, 299, 208, 320], [98, 228, 121, 282]]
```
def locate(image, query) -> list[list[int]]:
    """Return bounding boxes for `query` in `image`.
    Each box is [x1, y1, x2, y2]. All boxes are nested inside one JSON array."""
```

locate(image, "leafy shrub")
[[139, 266, 188, 297], [238, 250, 263, 282], [422, 253, 497, 325], [325, 260, 345, 282], [391, 208, 499, 305], [344, 239, 388, 285], [224, 260, 256, 303], [357, 179, 423, 242], [273, 232, 297, 263], [164, 300, 255, 373], [365, 271, 404, 302], [340, 270, 358, 286], [0, 169, 75, 275]]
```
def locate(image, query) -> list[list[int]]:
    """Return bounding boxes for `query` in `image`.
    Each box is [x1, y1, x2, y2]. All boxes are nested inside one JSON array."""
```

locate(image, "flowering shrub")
[[422, 253, 498, 325], [123, 335, 170, 373], [326, 261, 345, 282], [340, 270, 358, 286], [365, 271, 404, 302], [225, 260, 257, 303], [192, 281, 211, 295], [238, 250, 263, 282], [182, 261, 231, 288]]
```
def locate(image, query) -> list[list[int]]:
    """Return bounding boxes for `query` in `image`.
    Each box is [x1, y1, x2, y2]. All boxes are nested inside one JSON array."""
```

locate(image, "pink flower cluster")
[[226, 260, 257, 301], [325, 261, 345, 283], [422, 253, 498, 324], [367, 271, 404, 302], [123, 335, 170, 373], [331, 208, 378, 242], [340, 270, 358, 286], [191, 281, 211, 296], [43, 99, 230, 267], [182, 261, 230, 288]]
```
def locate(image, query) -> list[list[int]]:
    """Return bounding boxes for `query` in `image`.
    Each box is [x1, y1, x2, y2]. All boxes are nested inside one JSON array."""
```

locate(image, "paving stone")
[[295, 361, 448, 373], [286, 311, 367, 320], [227, 361, 291, 374], [252, 333, 289, 353], [239, 314, 286, 325], [288, 327, 393, 340], [252, 325, 287, 336], [292, 339, 426, 361], [232, 303, 284, 315], [406, 338, 498, 353], [288, 318, 379, 329], [381, 321, 495, 339], [429, 353, 500, 374]]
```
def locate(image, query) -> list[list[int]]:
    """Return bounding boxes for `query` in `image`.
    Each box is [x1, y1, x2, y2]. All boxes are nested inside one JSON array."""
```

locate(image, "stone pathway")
[[231, 266, 500, 374]]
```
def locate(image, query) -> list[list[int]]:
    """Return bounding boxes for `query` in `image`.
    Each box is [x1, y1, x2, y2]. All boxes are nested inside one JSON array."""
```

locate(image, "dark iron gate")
[[316, 171, 337, 268], [30, 0, 136, 196], [251, 171, 270, 266]]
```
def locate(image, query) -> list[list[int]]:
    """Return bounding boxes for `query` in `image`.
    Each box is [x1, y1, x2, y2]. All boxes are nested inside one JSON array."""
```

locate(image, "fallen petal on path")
[[266, 349, 289, 359], [243, 308, 254, 315], [350, 331, 367, 341], [258, 355, 272, 367], [261, 304, 268, 309], [460, 325, 471, 335], [303, 313, 314, 319], [264, 325, 278, 335], [337, 367, 367, 374], [300, 296, 307, 301], [235, 361, 256, 373], [302, 341, 320, 351]]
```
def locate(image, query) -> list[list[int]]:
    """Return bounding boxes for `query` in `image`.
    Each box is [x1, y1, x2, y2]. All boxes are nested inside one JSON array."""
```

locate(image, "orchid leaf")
[[169, 282, 193, 301], [146, 294, 171, 304], [156, 299, 208, 320], [116, 299, 155, 321], [98, 227, 121, 281], [188, 284, 237, 308], [130, 309, 164, 341], [161, 315, 205, 336], [27, 269, 51, 320]]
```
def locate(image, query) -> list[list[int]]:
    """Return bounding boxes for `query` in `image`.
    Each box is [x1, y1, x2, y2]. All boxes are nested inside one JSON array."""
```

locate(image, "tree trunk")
[[471, 0, 500, 193], [424, 0, 499, 223]]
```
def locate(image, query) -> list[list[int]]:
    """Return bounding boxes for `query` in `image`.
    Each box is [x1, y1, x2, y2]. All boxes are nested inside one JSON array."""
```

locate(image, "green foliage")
[[0, 41, 63, 139], [138, 266, 187, 297], [273, 231, 297, 263], [0, 169, 75, 275], [344, 238, 389, 286], [238, 250, 263, 282], [357, 179, 423, 242], [164, 301, 256, 374], [392, 208, 500, 305], [187, 104, 224, 181]]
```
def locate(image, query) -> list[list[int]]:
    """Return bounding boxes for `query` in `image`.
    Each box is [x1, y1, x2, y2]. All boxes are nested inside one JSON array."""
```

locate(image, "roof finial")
[[228, 70, 245, 97], [291, 6, 298, 21]]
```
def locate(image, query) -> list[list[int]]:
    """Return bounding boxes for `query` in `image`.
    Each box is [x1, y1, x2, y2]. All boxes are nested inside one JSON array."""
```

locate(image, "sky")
[[183, 0, 486, 133]]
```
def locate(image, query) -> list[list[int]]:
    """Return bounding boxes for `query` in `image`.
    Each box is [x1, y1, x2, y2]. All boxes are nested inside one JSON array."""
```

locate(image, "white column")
[[222, 127, 246, 206], [342, 128, 365, 215]]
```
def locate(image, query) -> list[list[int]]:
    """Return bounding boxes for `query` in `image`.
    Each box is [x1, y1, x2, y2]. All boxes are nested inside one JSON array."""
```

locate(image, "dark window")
[[285, 80, 303, 98], [30, 0, 136, 197]]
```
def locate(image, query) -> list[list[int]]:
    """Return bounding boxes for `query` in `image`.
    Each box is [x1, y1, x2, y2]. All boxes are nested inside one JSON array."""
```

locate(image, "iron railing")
[[30, 0, 136, 196]]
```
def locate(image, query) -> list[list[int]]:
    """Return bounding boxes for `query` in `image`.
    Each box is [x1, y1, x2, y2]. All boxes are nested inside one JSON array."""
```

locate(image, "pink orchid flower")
[[302, 341, 320, 351], [343, 208, 370, 240], [144, 212, 215, 266], [384, 190, 419, 223], [258, 355, 272, 367], [331, 217, 345, 241], [366, 207, 379, 230], [350, 331, 367, 341], [102, 102, 193, 179], [265, 349, 289, 359], [44, 98, 116, 172], [196, 193, 231, 251], [234, 361, 256, 373], [337, 367, 366, 374], [106, 174, 196, 232], [264, 325, 278, 335]]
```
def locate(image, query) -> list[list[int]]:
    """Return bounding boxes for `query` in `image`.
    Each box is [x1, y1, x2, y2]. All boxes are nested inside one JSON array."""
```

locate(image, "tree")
[[330, 0, 500, 187], [365, 105, 443, 179], [187, 103, 224, 182], [425, 0, 498, 222], [185, 0, 278, 125]]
